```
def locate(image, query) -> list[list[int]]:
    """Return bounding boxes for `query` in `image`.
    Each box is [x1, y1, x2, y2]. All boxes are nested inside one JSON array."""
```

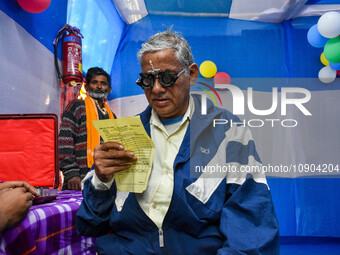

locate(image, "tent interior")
[[1, 0, 340, 253]]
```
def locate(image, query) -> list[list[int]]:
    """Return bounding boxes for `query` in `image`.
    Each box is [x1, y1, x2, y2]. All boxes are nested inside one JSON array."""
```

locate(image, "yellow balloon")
[[200, 61, 217, 78], [320, 52, 329, 66]]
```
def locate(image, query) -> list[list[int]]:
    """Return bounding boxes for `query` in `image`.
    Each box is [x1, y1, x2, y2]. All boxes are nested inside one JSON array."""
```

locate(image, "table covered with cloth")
[[0, 190, 96, 255]]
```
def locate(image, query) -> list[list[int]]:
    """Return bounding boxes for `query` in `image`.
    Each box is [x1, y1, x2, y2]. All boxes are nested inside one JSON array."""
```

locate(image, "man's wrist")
[[91, 173, 114, 190]]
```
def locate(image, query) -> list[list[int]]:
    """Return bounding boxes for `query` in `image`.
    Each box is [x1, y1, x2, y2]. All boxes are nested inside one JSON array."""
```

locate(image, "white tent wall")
[[0, 9, 61, 115], [0, 0, 68, 117], [113, 0, 340, 23]]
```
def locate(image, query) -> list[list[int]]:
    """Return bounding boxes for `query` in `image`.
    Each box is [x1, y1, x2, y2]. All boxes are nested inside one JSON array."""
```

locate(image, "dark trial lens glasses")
[[136, 68, 187, 89]]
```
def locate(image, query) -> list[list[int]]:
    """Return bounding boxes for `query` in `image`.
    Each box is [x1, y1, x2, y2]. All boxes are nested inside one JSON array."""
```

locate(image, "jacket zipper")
[[159, 228, 164, 247]]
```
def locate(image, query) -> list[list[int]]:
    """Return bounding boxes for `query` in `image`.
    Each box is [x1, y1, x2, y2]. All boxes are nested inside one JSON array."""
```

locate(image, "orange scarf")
[[85, 96, 115, 168]]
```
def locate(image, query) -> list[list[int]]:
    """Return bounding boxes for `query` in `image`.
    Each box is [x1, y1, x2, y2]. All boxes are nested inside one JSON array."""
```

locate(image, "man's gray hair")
[[137, 28, 194, 75]]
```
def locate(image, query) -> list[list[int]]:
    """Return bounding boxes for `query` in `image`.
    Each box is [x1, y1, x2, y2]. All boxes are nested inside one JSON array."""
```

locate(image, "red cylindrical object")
[[62, 33, 82, 85]]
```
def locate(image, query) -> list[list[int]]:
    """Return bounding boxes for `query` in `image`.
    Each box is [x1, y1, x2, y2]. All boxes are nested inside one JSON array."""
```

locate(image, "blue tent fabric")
[[280, 236, 340, 255], [67, 0, 125, 74], [110, 15, 287, 99], [306, 0, 340, 4], [268, 178, 340, 237], [109, 14, 340, 100]]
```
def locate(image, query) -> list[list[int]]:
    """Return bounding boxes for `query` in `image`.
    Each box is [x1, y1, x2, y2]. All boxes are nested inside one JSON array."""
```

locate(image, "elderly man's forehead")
[[141, 49, 176, 63]]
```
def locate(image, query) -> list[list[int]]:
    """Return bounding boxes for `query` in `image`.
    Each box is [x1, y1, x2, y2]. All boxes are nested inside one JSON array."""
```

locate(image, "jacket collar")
[[138, 93, 225, 163]]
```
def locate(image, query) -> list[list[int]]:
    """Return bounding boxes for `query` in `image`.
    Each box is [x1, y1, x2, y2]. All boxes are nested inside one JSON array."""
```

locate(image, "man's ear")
[[189, 63, 199, 87]]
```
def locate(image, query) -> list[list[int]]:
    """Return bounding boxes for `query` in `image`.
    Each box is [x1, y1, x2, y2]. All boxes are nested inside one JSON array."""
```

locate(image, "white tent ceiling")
[[112, 0, 340, 24]]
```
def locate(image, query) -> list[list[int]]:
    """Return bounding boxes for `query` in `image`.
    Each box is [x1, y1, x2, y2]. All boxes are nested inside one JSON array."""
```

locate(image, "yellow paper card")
[[93, 116, 154, 193]]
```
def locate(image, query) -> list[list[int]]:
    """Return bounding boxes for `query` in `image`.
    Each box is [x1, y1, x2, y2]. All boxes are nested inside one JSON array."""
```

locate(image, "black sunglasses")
[[136, 68, 187, 89]]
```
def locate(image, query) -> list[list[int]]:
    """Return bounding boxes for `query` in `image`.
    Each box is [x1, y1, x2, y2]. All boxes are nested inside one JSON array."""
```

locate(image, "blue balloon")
[[329, 61, 340, 70], [307, 24, 328, 48]]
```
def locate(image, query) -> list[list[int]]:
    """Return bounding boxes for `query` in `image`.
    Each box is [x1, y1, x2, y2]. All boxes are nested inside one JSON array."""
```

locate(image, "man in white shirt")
[[76, 29, 279, 255]]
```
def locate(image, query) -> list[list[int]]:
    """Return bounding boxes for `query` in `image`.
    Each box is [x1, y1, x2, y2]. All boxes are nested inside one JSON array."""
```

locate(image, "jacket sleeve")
[[217, 126, 279, 254], [217, 178, 280, 254], [76, 178, 116, 237]]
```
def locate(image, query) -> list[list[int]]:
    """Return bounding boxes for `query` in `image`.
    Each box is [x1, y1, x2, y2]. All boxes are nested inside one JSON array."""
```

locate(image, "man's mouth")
[[153, 98, 170, 106], [94, 90, 105, 94]]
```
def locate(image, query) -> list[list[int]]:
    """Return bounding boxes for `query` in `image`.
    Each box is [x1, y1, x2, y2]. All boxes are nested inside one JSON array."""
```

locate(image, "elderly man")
[[76, 30, 279, 254], [59, 67, 116, 190]]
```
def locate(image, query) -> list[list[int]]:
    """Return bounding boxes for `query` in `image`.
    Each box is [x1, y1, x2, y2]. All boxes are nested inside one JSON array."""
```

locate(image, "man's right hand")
[[93, 142, 137, 183]]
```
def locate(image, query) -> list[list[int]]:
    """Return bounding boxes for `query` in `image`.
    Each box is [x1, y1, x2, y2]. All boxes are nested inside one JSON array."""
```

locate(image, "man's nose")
[[151, 76, 165, 93]]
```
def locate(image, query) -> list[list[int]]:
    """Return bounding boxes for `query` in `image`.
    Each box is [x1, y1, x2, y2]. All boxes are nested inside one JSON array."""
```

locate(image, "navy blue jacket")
[[76, 94, 279, 254]]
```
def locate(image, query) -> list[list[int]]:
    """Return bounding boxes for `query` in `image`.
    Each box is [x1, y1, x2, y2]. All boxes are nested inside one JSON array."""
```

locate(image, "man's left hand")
[[67, 176, 82, 190]]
